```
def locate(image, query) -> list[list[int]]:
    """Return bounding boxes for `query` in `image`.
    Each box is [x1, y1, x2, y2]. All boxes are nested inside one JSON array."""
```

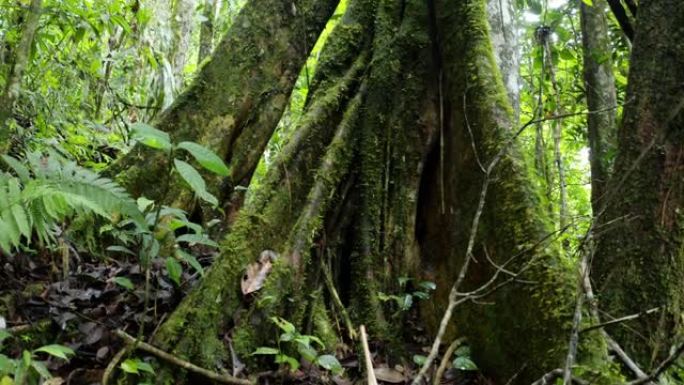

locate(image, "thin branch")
[[580, 308, 660, 334], [433, 338, 465, 385], [360, 325, 378, 385], [115, 329, 253, 385], [531, 368, 589, 385], [625, 343, 684, 385]]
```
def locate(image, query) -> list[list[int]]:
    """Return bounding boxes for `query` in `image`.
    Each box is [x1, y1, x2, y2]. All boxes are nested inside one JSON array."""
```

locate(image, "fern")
[[0, 153, 144, 252]]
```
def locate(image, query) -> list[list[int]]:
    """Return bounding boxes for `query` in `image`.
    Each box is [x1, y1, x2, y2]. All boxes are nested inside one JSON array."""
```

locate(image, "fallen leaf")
[[240, 250, 277, 295], [373, 367, 406, 383]]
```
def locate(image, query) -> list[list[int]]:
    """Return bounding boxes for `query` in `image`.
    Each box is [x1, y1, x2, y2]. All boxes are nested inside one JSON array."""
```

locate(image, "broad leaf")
[[166, 257, 182, 286], [176, 249, 204, 277], [173, 159, 218, 206], [175, 233, 219, 248], [316, 354, 342, 374], [113, 276, 134, 290], [34, 345, 75, 360], [176, 142, 230, 176], [131, 123, 172, 151], [252, 347, 278, 355]]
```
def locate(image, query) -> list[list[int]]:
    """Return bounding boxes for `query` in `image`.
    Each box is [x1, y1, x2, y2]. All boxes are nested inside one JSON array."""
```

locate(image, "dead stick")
[[115, 329, 253, 385], [433, 337, 465, 385], [102, 347, 128, 385], [579, 308, 660, 334], [360, 325, 378, 385]]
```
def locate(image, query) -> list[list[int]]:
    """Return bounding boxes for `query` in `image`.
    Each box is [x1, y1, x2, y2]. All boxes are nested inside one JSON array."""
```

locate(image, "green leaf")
[[418, 281, 436, 291], [251, 347, 279, 355], [121, 359, 139, 374], [30, 360, 51, 379], [453, 356, 478, 371], [34, 345, 75, 360], [0, 331, 10, 344], [173, 159, 218, 206], [2, 155, 30, 182], [0, 354, 16, 374], [113, 276, 134, 290], [412, 354, 427, 366], [176, 249, 204, 277], [175, 234, 219, 248], [581, 0, 593, 5], [316, 354, 342, 374], [176, 142, 230, 176], [131, 123, 172, 151], [296, 343, 318, 362], [270, 317, 296, 334], [107, 245, 136, 256], [136, 361, 155, 374], [166, 257, 182, 286], [275, 354, 300, 372]]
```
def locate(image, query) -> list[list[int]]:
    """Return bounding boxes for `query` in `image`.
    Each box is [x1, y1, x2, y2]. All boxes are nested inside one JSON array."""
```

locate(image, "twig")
[[115, 329, 253, 385], [360, 325, 378, 385], [323, 261, 357, 340], [580, 308, 660, 334], [433, 338, 465, 385], [102, 347, 129, 385], [624, 343, 684, 385], [531, 368, 589, 385]]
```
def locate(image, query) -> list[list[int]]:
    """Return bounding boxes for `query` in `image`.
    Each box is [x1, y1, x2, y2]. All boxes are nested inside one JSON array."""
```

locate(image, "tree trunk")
[[0, 0, 42, 146], [580, 0, 617, 213], [198, 0, 217, 62], [109, 0, 339, 219], [117, 0, 600, 383], [417, 0, 582, 381], [593, 0, 684, 368], [169, 0, 196, 94]]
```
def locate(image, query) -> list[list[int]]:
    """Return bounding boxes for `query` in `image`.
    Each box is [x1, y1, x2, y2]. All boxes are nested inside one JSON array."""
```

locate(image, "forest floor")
[[1, 250, 488, 385]]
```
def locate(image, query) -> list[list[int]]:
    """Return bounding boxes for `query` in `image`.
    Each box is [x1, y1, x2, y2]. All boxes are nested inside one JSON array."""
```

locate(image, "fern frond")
[[0, 153, 144, 253]]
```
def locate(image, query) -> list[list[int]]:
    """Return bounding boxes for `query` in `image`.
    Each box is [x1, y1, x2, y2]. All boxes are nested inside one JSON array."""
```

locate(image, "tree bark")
[[198, 0, 217, 62], [109, 0, 339, 220], [580, 0, 617, 213], [417, 0, 588, 381], [593, 0, 684, 368], [0, 0, 42, 145], [115, 0, 606, 383]]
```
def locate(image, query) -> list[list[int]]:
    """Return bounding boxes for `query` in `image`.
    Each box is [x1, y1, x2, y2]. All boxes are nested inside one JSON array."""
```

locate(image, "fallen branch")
[[433, 337, 465, 385], [579, 308, 660, 334], [360, 325, 378, 385], [115, 329, 253, 385], [102, 347, 129, 385]]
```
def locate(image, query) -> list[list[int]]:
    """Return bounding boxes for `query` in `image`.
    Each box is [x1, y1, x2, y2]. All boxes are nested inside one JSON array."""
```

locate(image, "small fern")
[[0, 152, 144, 252]]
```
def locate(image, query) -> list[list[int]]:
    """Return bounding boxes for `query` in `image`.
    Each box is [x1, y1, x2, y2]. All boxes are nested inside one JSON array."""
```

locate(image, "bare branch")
[[115, 329, 253, 385]]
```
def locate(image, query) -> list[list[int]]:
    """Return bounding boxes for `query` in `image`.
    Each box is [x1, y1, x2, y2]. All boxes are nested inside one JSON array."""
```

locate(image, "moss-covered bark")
[[593, 0, 684, 367], [149, 1, 373, 377], [416, 0, 583, 382], [114, 1, 616, 383], [580, 0, 617, 212], [109, 0, 339, 216]]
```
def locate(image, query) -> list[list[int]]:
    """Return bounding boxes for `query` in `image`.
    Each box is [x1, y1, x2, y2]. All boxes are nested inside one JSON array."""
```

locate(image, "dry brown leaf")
[[240, 250, 277, 295], [373, 367, 406, 383], [43, 378, 65, 385]]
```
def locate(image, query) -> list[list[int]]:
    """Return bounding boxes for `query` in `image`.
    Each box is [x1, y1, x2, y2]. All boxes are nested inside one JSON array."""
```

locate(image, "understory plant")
[[252, 316, 342, 375], [0, 329, 75, 385]]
